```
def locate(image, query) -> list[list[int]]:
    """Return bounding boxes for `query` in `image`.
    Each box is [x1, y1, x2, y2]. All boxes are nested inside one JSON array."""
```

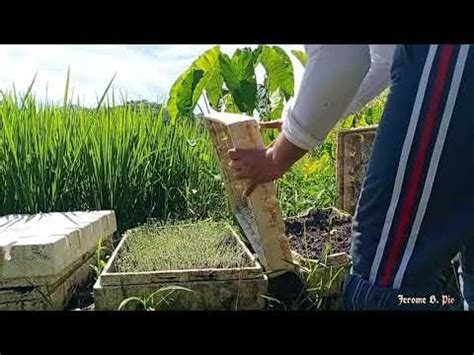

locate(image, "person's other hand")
[[259, 119, 283, 131]]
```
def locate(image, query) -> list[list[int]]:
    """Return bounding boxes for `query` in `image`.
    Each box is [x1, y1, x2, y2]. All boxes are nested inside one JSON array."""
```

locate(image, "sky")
[[0, 45, 305, 108]]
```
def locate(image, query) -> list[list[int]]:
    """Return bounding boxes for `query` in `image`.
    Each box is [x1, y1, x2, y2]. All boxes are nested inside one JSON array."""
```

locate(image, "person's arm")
[[341, 45, 395, 117], [229, 45, 371, 197], [281, 44, 371, 150], [259, 45, 395, 131]]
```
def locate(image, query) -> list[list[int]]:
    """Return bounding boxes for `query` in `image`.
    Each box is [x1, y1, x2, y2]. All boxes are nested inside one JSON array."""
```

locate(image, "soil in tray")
[[284, 208, 352, 260], [114, 220, 252, 272]]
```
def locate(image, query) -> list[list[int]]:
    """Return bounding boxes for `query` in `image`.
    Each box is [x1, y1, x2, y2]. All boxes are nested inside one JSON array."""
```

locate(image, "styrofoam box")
[[0, 211, 116, 309]]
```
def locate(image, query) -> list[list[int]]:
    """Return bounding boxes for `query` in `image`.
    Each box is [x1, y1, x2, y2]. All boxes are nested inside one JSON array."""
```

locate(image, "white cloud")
[[0, 44, 305, 108]]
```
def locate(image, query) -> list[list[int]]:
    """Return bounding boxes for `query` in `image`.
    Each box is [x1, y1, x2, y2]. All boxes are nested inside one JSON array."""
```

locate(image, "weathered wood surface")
[[336, 126, 378, 215], [94, 278, 267, 310], [0, 248, 99, 310], [204, 113, 295, 275]]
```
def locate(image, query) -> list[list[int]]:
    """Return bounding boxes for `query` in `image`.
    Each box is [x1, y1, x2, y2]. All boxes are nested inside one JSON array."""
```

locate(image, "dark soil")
[[64, 276, 96, 311], [284, 208, 352, 260]]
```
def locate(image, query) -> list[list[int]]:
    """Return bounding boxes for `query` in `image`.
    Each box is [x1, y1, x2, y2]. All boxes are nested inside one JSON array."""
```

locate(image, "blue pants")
[[343, 45, 474, 310]]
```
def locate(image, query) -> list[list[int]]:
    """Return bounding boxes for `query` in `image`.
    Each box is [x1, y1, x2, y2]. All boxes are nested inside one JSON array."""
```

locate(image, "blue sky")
[[0, 45, 305, 107]]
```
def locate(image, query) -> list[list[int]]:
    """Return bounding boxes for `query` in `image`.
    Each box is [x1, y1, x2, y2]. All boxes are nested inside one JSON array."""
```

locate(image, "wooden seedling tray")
[[93, 224, 267, 310], [203, 113, 295, 276]]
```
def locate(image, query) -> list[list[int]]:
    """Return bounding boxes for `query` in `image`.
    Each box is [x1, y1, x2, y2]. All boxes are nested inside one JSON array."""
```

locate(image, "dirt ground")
[[284, 208, 352, 260]]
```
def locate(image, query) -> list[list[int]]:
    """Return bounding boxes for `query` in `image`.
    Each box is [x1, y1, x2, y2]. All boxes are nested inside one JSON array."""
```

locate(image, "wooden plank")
[[94, 277, 268, 310], [100, 226, 264, 286], [205, 120, 242, 212], [336, 126, 378, 215], [203, 113, 295, 275], [100, 267, 263, 286]]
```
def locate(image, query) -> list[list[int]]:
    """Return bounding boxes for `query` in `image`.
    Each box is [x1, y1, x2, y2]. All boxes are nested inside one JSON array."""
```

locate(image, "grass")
[[90, 235, 113, 279], [118, 286, 196, 311], [114, 220, 251, 272], [0, 86, 229, 232]]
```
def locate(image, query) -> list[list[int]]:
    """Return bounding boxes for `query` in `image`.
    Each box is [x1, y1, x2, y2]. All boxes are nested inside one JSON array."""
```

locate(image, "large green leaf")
[[218, 48, 257, 114], [167, 46, 221, 122], [222, 93, 240, 113], [168, 69, 204, 122], [252, 46, 264, 67], [204, 65, 224, 109], [256, 83, 270, 118], [267, 88, 285, 120], [259, 46, 294, 99], [291, 49, 308, 67], [255, 84, 285, 120], [168, 69, 192, 123], [191, 46, 222, 107]]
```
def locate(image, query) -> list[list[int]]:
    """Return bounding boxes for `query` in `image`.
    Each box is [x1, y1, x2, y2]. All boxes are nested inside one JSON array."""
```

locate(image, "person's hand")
[[259, 119, 283, 131], [227, 147, 283, 198], [228, 133, 308, 198]]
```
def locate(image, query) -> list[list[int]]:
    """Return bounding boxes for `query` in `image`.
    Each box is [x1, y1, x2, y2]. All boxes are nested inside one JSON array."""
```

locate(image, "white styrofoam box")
[[0, 211, 116, 280]]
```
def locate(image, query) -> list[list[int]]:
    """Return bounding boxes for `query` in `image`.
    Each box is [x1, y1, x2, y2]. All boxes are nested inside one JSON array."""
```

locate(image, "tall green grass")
[[0, 88, 228, 231]]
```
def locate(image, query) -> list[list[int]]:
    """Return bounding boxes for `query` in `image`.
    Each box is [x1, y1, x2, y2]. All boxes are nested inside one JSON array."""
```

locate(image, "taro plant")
[[167, 45, 388, 216], [167, 45, 304, 122]]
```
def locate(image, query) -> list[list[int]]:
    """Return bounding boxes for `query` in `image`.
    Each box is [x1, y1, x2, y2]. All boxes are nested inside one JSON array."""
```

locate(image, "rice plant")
[[0, 78, 229, 231]]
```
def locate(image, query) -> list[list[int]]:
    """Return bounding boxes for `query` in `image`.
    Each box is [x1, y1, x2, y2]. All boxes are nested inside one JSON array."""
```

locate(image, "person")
[[228, 44, 474, 310]]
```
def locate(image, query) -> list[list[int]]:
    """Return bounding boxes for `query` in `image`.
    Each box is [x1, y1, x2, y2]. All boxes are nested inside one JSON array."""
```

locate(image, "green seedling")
[[118, 286, 196, 311], [115, 220, 250, 272]]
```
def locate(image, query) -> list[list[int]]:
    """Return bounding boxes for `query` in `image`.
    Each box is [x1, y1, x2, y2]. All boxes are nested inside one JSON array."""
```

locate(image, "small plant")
[[118, 286, 196, 311], [90, 235, 112, 279], [263, 250, 347, 311], [297, 246, 347, 310]]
